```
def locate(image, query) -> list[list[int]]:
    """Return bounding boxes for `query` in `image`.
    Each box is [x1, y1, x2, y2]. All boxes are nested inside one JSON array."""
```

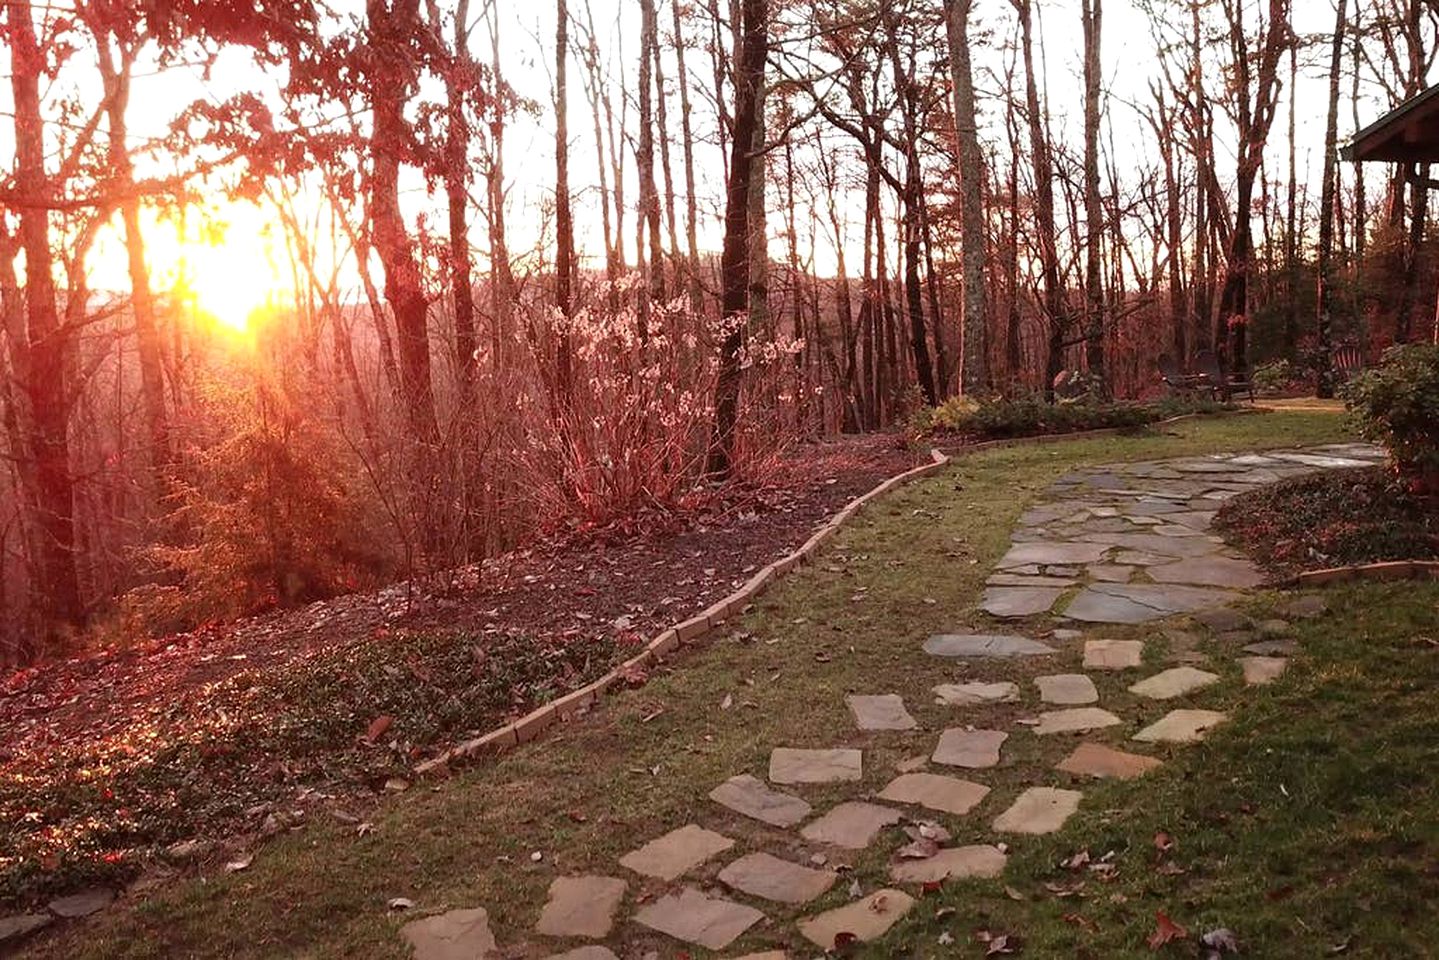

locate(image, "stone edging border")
[[1283, 560, 1439, 587], [413, 410, 1248, 777]]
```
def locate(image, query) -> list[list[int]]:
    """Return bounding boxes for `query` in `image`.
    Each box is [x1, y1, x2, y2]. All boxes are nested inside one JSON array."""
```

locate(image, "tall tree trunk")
[[636, 0, 665, 333], [555, 0, 575, 403], [439, 0, 477, 396], [486, 3, 518, 358], [943, 0, 987, 394], [9, 0, 83, 642], [706, 0, 767, 477], [1316, 0, 1347, 397], [1284, 40, 1299, 358], [671, 0, 704, 311], [1081, 0, 1105, 389]]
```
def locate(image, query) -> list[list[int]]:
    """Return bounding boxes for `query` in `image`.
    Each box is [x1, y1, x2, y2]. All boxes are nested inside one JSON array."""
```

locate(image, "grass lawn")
[[28, 409, 1436, 960]]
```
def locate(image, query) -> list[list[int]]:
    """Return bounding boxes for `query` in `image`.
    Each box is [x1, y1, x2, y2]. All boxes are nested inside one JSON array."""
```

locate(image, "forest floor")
[[16, 409, 1432, 960], [0, 436, 920, 908]]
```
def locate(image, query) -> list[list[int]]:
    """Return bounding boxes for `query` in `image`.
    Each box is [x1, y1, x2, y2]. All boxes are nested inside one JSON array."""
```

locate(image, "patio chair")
[[1195, 350, 1253, 402]]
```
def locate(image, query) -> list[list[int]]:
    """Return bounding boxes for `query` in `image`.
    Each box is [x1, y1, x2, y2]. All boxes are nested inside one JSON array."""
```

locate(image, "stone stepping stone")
[[846, 694, 917, 731], [769, 747, 861, 784], [544, 948, 620, 960], [933, 681, 1020, 706], [798, 889, 915, 948], [1133, 709, 1227, 743], [981, 586, 1065, 618], [401, 908, 496, 960], [709, 774, 811, 828], [932, 728, 1007, 768], [1065, 583, 1233, 624], [1113, 549, 1173, 566], [1088, 563, 1134, 582], [1080, 531, 1219, 558], [1036, 674, 1099, 705], [1033, 707, 1122, 735], [619, 824, 734, 880], [997, 541, 1112, 568], [889, 845, 1007, 884], [535, 875, 627, 938], [923, 634, 1056, 658], [0, 914, 50, 946], [1149, 556, 1264, 589], [717, 852, 837, 904], [732, 952, 788, 960], [800, 802, 902, 849], [1243, 639, 1297, 656], [1128, 666, 1220, 700], [634, 886, 763, 950], [1282, 595, 1329, 619], [1273, 452, 1375, 468], [1240, 656, 1288, 685], [877, 772, 990, 815], [992, 787, 1083, 834], [1083, 639, 1144, 670], [48, 889, 114, 918], [1056, 742, 1161, 780], [986, 573, 1077, 587]]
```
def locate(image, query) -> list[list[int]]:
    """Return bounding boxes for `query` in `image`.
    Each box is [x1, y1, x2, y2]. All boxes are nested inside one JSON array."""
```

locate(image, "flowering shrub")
[[1344, 343, 1439, 491]]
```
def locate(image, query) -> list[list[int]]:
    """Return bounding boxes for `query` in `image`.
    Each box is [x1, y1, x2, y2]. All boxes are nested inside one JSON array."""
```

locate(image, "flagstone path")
[[396, 443, 1385, 959]]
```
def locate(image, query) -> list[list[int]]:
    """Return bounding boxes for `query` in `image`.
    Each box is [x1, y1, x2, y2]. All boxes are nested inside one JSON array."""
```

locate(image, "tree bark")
[[555, 0, 575, 404], [1081, 0, 1105, 389], [943, 0, 987, 394], [1316, 0, 1347, 398]]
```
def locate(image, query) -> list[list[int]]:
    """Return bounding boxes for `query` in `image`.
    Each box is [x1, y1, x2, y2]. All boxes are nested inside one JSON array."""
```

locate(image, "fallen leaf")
[[868, 894, 890, 913], [1062, 912, 1099, 933], [833, 931, 858, 955], [937, 931, 955, 945], [1153, 831, 1174, 853], [719, 693, 733, 710], [1200, 928, 1240, 956], [1062, 849, 1091, 870], [921, 880, 945, 896], [1147, 910, 1189, 949], [387, 897, 413, 910], [896, 838, 939, 859], [224, 854, 253, 873], [364, 715, 394, 743], [1004, 885, 1027, 901]]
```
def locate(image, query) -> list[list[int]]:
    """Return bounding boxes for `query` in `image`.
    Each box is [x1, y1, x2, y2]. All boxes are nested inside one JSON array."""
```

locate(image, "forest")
[[1, 0, 1435, 666]]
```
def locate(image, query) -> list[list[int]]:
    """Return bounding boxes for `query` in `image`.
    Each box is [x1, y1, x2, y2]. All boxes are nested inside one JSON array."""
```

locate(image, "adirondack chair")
[[1195, 350, 1253, 402], [1333, 343, 1365, 382]]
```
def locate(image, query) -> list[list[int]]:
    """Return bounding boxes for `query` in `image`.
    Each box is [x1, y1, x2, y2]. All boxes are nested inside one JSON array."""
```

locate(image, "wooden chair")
[[1195, 350, 1253, 402], [1157, 354, 1203, 396], [1333, 344, 1365, 382]]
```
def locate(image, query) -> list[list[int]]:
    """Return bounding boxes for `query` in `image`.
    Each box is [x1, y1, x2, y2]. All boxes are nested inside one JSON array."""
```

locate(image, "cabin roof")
[[1345, 84, 1439, 163]]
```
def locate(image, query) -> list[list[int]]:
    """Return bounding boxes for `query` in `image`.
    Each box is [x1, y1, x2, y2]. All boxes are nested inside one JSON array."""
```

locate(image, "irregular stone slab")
[[619, 824, 734, 880], [709, 774, 811, 828], [1282, 595, 1328, 619], [933, 681, 1020, 706], [923, 634, 1056, 658], [731, 953, 788, 960], [634, 887, 763, 950], [1078, 532, 1218, 558], [932, 728, 1007, 768], [544, 949, 619, 960], [47, 889, 114, 918], [1056, 742, 1162, 780], [998, 541, 1112, 568], [889, 845, 1007, 884], [1133, 709, 1227, 743], [1083, 639, 1144, 670], [1128, 666, 1221, 700], [0, 914, 50, 945], [986, 573, 1078, 587], [992, 787, 1083, 834], [1065, 583, 1233, 624], [877, 772, 990, 816], [769, 747, 862, 784], [846, 694, 917, 731], [798, 889, 915, 948], [1036, 674, 1099, 705], [1033, 707, 1122, 735], [536, 875, 627, 938], [401, 908, 497, 960], [1114, 549, 1173, 566], [1240, 656, 1288, 685], [1194, 607, 1252, 631], [718, 852, 836, 904], [1088, 564, 1134, 582], [1149, 556, 1264, 589], [1272, 452, 1375, 468], [800, 802, 902, 849], [1243, 639, 1298, 656], [981, 585, 1066, 618], [1258, 618, 1293, 636]]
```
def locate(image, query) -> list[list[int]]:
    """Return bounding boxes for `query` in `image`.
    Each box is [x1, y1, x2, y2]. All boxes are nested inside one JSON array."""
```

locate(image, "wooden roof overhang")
[[1344, 84, 1439, 163]]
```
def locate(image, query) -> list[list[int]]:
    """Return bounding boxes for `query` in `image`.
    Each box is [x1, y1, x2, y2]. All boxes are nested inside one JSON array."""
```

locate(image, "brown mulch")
[[0, 434, 922, 906]]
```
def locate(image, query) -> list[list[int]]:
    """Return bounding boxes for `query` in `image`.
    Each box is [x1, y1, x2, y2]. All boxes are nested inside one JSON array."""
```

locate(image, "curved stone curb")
[[415, 410, 1260, 776], [1284, 559, 1439, 587]]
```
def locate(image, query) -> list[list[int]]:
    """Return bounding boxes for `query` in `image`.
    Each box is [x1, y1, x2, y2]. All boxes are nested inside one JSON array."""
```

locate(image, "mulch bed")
[[0, 435, 922, 908], [1215, 465, 1439, 577]]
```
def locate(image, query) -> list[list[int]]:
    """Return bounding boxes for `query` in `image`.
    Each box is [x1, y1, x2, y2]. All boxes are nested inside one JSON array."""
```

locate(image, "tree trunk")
[[943, 0, 987, 394], [636, 0, 666, 331], [555, 0, 575, 403], [670, 0, 704, 312], [1316, 0, 1347, 397], [1081, 0, 1105, 390], [706, 0, 767, 477]]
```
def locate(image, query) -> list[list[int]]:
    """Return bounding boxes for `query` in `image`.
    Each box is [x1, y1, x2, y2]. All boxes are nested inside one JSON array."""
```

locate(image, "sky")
[[7, 0, 1419, 313]]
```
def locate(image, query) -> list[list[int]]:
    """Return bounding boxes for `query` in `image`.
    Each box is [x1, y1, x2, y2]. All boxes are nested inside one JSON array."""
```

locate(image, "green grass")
[[26, 409, 1419, 960]]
